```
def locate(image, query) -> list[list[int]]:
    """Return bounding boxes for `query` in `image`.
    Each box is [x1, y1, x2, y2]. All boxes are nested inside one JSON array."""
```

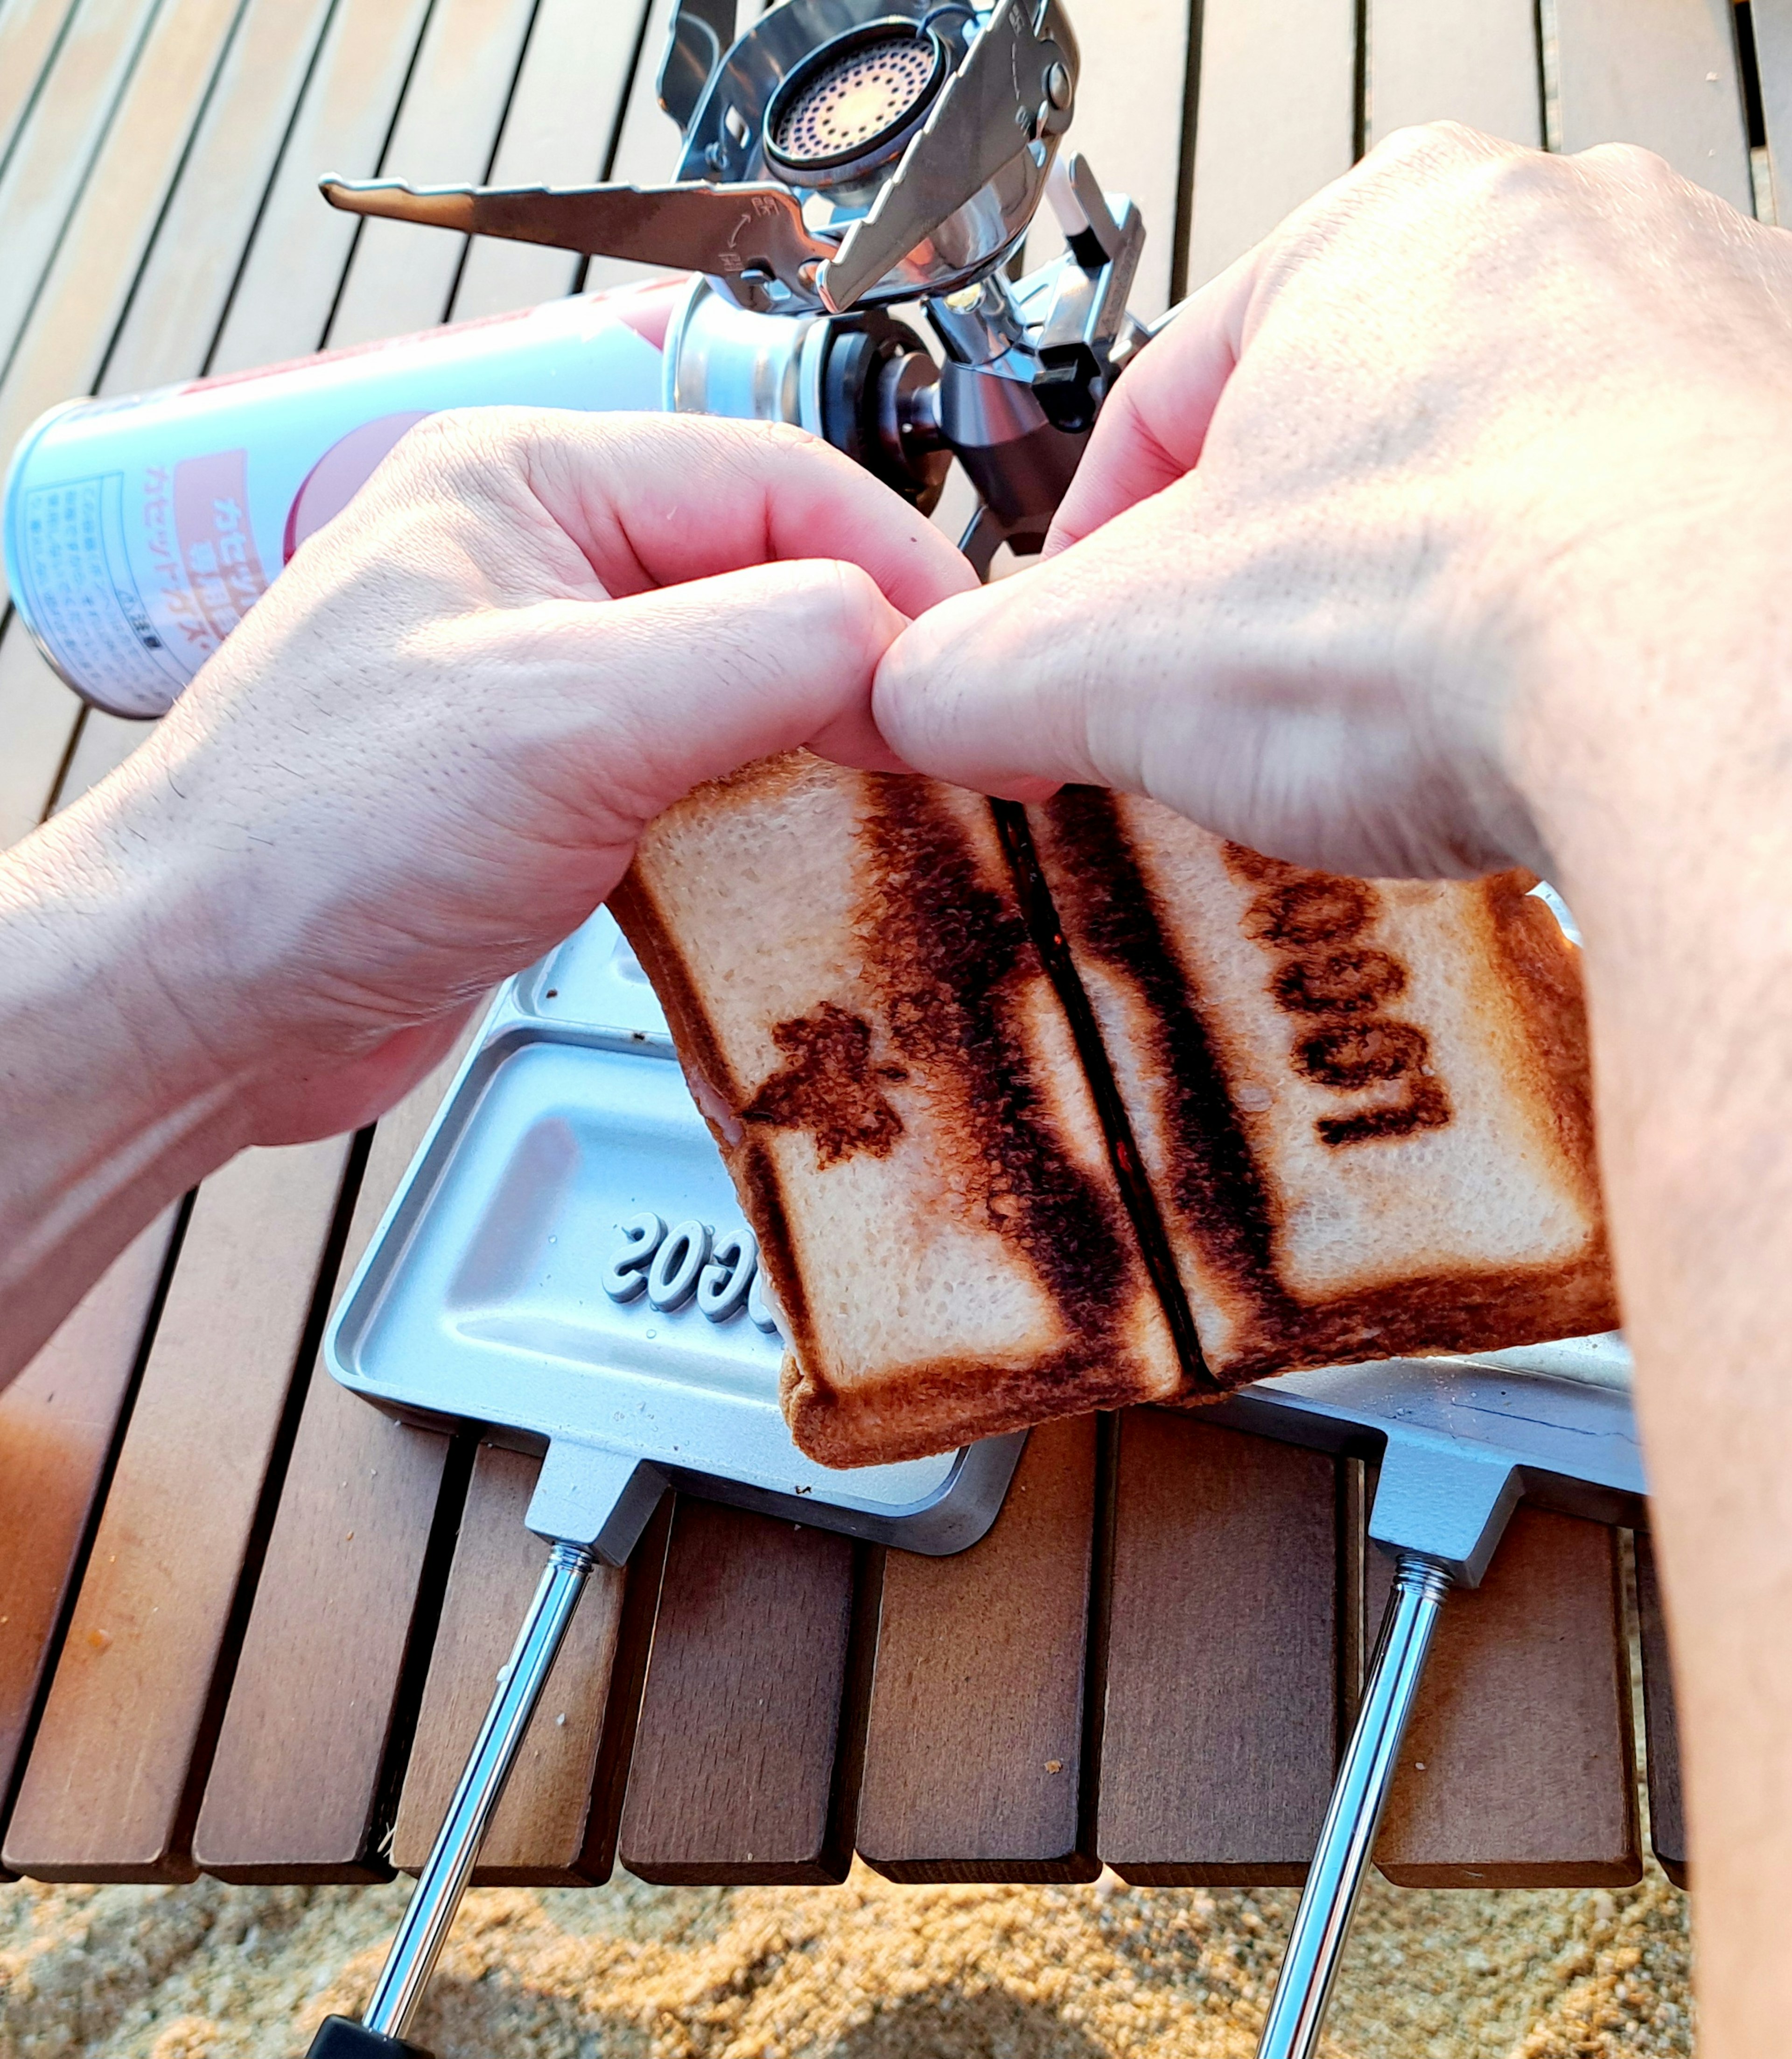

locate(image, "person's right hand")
[[875, 122, 1792, 883]]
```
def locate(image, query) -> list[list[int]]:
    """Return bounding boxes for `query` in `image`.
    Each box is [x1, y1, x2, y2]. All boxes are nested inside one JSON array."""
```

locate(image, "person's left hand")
[[18, 408, 975, 1145]]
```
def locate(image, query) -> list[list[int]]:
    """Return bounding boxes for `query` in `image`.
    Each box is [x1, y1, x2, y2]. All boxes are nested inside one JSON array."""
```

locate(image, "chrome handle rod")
[[361, 1538, 595, 2044], [1255, 1553, 1453, 2059]]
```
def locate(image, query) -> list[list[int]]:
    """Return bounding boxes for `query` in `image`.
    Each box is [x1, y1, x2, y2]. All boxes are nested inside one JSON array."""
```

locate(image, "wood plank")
[[0, 0, 303, 834], [0, 625, 81, 851], [1367, 0, 1541, 146], [94, 0, 339, 397], [1021, 0, 1194, 317], [44, 707, 146, 817], [389, 1446, 668, 1884], [580, 0, 685, 299], [0, 1209, 181, 1831], [619, 1498, 866, 1885], [1750, 0, 1792, 218], [855, 1417, 1100, 1883], [325, 0, 545, 349], [1097, 1412, 1340, 1885], [0, 0, 161, 378], [0, 0, 80, 171], [1554, 0, 1753, 210], [209, 0, 437, 375], [1633, 1528, 1688, 1886], [2, 1136, 357, 1882], [450, 0, 654, 321], [1181, 0, 1357, 291], [194, 1024, 483, 1883], [0, 0, 246, 466], [1372, 1507, 1641, 1886]]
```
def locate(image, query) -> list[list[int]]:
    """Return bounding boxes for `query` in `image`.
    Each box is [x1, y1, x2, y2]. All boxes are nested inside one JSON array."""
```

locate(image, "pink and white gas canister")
[[1, 284, 681, 719]]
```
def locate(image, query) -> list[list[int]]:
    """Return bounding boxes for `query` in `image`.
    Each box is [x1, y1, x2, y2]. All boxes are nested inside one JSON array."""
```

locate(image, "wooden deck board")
[[1098, 1414, 1341, 1886], [451, 0, 656, 321], [0, 0, 83, 172], [1368, 0, 1541, 145], [3, 1138, 358, 1881], [1181, 0, 1358, 290], [1634, 1530, 1688, 1886], [1554, 0, 1753, 208], [1372, 1509, 1641, 1888], [855, 1418, 1100, 1884], [619, 1501, 866, 1885], [193, 1027, 483, 1883], [389, 1448, 668, 1885], [0, 0, 163, 382], [0, 1209, 182, 1848], [325, 0, 545, 349]]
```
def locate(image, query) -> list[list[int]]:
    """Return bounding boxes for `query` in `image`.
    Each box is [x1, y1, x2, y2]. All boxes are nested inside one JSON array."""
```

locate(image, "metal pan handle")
[[1254, 1553, 1454, 2059], [305, 1445, 667, 2059]]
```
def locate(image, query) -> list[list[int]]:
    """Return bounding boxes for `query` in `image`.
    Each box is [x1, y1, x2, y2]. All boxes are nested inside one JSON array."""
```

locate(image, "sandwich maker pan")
[[313, 906, 1025, 2059], [317, 904, 1650, 2059]]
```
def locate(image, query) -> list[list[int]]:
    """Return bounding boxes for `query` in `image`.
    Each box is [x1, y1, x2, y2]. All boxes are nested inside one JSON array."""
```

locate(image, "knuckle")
[[1575, 139, 1676, 186], [1367, 119, 1507, 177]]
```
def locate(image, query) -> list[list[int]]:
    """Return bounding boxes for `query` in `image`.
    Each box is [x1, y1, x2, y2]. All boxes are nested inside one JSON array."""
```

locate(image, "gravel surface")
[[0, 1858, 1691, 2057]]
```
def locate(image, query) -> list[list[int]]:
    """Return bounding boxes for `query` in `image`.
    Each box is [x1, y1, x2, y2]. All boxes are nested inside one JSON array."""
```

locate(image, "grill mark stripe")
[[1035, 788, 1306, 1355], [990, 798, 1215, 1393], [859, 780, 1135, 1345]]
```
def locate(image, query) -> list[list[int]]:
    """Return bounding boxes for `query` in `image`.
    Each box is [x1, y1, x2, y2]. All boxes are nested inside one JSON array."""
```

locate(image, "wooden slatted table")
[[0, 0, 1751, 1898]]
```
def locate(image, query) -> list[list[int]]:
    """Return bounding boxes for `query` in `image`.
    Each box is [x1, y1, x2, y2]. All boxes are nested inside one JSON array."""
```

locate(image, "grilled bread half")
[[1023, 788, 1617, 1382], [609, 754, 1187, 1467]]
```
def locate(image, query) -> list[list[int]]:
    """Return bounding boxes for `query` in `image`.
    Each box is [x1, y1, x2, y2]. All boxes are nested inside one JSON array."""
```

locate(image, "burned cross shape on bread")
[[610, 757, 1616, 1466], [742, 1003, 908, 1167]]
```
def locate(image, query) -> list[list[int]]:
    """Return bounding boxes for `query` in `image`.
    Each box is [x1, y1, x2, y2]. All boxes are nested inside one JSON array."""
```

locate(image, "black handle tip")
[[305, 2016, 433, 2059]]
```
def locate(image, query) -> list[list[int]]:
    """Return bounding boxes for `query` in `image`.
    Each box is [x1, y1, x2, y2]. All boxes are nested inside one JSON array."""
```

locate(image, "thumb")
[[1046, 244, 1260, 550], [542, 554, 918, 832], [873, 525, 1176, 799]]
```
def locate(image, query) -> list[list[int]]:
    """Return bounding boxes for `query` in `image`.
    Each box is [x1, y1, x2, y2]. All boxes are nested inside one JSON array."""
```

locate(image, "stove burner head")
[[764, 21, 945, 187]]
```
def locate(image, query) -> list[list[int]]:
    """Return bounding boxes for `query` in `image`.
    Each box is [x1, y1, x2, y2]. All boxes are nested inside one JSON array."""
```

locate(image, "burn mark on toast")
[[1037, 789, 1288, 1309], [1222, 844, 1452, 1150], [741, 1002, 908, 1167], [857, 780, 1132, 1346]]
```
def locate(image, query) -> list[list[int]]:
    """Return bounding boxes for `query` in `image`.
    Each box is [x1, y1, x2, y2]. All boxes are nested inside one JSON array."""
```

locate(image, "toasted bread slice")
[[610, 755, 1186, 1465], [1025, 789, 1617, 1380]]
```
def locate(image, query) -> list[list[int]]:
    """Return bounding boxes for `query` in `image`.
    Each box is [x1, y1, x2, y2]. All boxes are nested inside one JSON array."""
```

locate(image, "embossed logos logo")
[[601, 1212, 781, 1332], [1225, 847, 1452, 1148]]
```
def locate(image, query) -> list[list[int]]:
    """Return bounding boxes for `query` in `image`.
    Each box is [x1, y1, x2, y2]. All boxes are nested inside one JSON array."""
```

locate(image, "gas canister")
[[1, 287, 674, 719]]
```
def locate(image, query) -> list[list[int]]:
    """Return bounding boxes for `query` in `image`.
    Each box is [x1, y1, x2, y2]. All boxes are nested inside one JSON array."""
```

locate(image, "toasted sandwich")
[[611, 759, 1615, 1467], [609, 754, 1187, 1467]]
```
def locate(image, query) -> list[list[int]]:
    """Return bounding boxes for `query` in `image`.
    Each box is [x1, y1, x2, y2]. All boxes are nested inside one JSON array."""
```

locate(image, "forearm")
[[0, 793, 252, 1381], [1518, 527, 1792, 2059]]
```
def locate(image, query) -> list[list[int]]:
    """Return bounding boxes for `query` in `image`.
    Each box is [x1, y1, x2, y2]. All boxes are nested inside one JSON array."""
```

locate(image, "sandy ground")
[[0, 1857, 1690, 2058]]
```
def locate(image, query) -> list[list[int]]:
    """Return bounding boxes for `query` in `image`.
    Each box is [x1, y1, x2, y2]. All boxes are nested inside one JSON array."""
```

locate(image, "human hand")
[[875, 122, 1792, 880], [23, 409, 974, 1145]]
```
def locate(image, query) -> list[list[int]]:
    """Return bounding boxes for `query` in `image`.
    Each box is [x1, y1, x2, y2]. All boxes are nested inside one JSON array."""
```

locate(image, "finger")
[[1046, 248, 1262, 550], [875, 510, 1178, 795], [491, 555, 923, 833], [420, 410, 980, 619]]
